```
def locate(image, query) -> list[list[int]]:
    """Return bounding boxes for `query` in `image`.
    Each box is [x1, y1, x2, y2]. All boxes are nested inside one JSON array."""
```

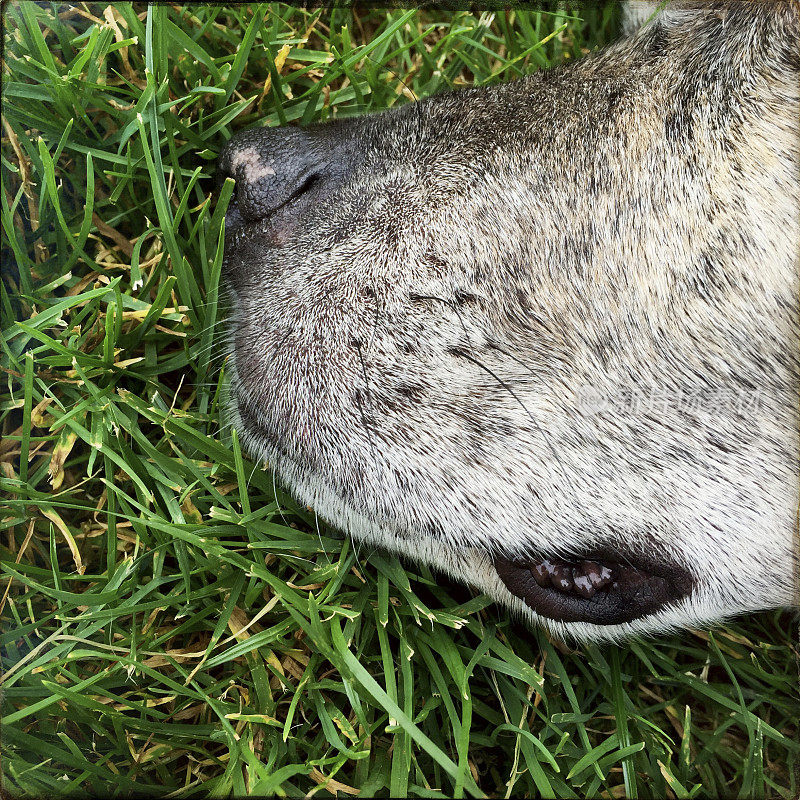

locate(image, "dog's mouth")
[[493, 550, 693, 625]]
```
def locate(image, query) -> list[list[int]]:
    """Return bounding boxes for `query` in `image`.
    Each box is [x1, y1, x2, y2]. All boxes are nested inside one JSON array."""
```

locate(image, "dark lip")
[[493, 547, 694, 625]]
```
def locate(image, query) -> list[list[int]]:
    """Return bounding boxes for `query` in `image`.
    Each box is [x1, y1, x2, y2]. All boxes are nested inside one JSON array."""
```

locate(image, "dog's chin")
[[493, 549, 694, 626], [231, 382, 698, 630]]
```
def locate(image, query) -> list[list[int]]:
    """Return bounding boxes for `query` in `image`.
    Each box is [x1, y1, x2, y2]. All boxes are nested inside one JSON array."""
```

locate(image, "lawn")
[[1, 2, 798, 797]]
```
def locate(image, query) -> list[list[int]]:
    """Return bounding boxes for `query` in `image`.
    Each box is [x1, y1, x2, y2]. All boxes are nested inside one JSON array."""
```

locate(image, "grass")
[[1, 2, 798, 797]]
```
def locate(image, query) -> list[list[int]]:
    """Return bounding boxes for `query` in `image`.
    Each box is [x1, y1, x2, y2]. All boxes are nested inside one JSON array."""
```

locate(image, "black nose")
[[217, 124, 349, 228]]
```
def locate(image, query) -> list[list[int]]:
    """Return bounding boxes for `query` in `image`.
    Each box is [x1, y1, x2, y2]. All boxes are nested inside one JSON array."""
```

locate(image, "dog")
[[217, 1, 799, 642]]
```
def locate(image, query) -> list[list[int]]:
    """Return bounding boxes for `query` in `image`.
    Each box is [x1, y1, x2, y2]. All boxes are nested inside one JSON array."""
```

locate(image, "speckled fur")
[[223, 1, 800, 641]]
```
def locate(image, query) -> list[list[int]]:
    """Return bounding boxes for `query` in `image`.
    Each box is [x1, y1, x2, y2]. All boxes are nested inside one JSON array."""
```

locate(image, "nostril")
[[235, 165, 324, 223], [217, 124, 350, 225], [282, 172, 321, 205]]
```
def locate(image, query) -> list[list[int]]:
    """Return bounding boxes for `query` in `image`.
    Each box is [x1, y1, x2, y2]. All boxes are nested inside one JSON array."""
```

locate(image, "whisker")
[[272, 469, 293, 530], [450, 346, 575, 494], [415, 293, 576, 494], [366, 281, 381, 354], [314, 507, 332, 566]]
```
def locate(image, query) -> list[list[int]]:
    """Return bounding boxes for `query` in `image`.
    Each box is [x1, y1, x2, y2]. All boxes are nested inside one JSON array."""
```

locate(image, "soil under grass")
[[1, 3, 798, 797]]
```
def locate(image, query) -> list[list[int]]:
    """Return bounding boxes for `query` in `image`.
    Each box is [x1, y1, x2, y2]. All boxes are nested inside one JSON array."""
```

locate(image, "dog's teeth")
[[583, 561, 613, 589], [573, 574, 596, 598], [550, 563, 574, 592], [582, 561, 601, 582], [531, 561, 552, 587], [527, 558, 624, 595]]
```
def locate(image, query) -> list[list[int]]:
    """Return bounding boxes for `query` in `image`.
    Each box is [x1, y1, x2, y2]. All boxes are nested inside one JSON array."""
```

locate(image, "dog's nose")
[[217, 125, 347, 228]]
